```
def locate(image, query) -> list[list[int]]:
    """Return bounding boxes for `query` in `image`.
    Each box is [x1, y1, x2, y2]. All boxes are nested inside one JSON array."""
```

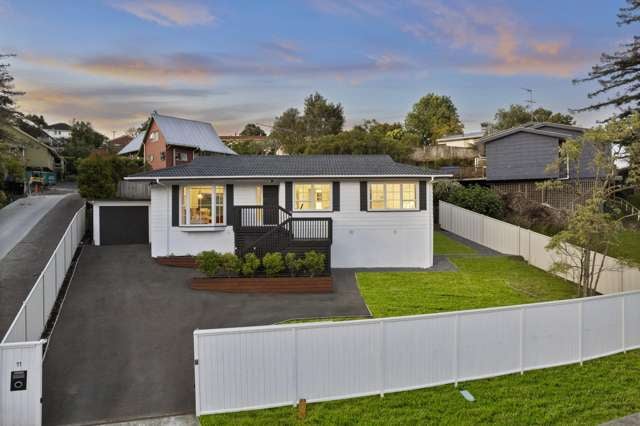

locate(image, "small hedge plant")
[[262, 252, 285, 277], [220, 253, 241, 277], [285, 252, 304, 277], [241, 253, 261, 277], [196, 251, 222, 277], [303, 251, 326, 277]]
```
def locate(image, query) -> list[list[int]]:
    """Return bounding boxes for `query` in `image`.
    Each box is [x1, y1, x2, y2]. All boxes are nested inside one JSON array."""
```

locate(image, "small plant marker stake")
[[298, 399, 307, 419]]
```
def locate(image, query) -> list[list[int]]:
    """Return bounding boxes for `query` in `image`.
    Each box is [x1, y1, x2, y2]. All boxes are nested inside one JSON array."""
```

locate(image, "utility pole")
[[521, 88, 536, 121]]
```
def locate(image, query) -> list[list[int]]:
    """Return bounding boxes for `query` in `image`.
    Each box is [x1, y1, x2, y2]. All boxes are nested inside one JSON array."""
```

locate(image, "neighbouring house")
[[118, 132, 144, 158], [139, 112, 236, 170], [109, 155, 446, 268], [108, 135, 133, 153], [43, 122, 72, 140], [436, 130, 485, 149], [1, 124, 65, 179]]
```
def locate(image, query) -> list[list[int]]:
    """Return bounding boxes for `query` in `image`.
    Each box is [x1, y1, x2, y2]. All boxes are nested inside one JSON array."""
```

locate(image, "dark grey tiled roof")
[[126, 155, 447, 179]]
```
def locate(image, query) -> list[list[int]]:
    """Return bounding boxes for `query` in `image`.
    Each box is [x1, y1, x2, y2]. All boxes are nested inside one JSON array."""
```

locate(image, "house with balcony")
[[113, 155, 447, 268]]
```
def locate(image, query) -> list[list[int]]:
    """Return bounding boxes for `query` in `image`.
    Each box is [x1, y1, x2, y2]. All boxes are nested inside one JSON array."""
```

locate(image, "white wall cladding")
[[439, 201, 640, 294], [150, 181, 434, 267], [1, 206, 86, 426], [194, 291, 640, 416]]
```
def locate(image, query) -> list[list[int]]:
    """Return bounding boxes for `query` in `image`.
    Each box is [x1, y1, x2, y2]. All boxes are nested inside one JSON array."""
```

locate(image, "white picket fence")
[[438, 201, 640, 294], [1, 205, 86, 426], [194, 290, 640, 416]]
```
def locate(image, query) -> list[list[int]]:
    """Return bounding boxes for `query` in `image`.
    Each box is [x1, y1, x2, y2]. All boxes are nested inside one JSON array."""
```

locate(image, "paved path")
[[0, 194, 84, 339], [602, 413, 640, 425], [43, 245, 370, 426], [0, 194, 70, 261]]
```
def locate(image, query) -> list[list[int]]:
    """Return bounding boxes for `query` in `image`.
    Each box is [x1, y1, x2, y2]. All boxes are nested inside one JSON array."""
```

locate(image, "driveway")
[[0, 193, 84, 338], [43, 244, 370, 425]]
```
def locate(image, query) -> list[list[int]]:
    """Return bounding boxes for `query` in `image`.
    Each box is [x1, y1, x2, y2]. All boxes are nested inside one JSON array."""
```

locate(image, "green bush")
[[241, 253, 261, 277], [77, 154, 146, 199], [219, 253, 241, 277], [285, 252, 304, 277], [196, 250, 222, 277], [446, 185, 504, 219], [433, 180, 462, 201], [303, 251, 326, 277], [0, 190, 7, 208], [262, 252, 285, 277]]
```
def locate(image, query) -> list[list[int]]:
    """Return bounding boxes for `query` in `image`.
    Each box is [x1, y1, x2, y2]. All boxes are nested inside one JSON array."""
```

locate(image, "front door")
[[262, 185, 279, 225]]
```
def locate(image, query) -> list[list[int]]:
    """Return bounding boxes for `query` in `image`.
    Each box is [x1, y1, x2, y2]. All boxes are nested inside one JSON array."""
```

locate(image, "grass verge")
[[434, 230, 476, 255]]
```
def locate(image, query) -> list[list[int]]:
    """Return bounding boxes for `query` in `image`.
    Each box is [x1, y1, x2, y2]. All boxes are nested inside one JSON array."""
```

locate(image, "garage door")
[[99, 206, 149, 245]]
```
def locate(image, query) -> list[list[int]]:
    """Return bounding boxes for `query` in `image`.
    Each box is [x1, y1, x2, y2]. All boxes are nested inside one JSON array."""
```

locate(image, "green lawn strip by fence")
[[433, 230, 476, 255], [356, 257, 577, 317], [200, 349, 640, 425]]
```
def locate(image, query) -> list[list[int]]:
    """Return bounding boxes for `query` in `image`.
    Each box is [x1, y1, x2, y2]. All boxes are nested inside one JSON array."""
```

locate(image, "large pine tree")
[[574, 0, 640, 119]]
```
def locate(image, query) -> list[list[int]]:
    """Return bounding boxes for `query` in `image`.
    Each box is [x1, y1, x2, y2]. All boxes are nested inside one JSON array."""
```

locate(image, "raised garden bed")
[[191, 276, 333, 293], [156, 256, 197, 268]]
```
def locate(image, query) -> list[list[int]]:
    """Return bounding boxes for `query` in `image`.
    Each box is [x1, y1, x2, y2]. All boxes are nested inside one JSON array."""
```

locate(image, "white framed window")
[[149, 131, 159, 142], [180, 185, 225, 226], [368, 182, 417, 211], [294, 183, 331, 211], [176, 152, 189, 162], [148, 154, 154, 162]]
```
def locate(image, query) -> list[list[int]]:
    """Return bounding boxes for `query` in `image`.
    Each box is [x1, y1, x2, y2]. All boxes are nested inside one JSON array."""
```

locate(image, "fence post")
[[293, 327, 298, 405], [453, 314, 459, 387], [379, 320, 385, 397], [578, 300, 584, 366], [622, 295, 626, 354], [193, 332, 200, 416], [519, 308, 525, 375]]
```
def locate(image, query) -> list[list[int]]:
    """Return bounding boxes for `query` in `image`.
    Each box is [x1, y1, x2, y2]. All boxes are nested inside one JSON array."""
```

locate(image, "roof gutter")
[[126, 173, 453, 181]]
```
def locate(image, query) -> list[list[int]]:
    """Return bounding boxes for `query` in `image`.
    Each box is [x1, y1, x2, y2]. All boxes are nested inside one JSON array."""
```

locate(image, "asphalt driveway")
[[43, 244, 369, 425]]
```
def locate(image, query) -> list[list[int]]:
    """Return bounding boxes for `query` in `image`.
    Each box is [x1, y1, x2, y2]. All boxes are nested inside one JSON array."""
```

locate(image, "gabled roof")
[[149, 113, 237, 155], [436, 131, 484, 143], [126, 155, 448, 180], [478, 126, 571, 145], [118, 132, 144, 155], [522, 122, 587, 132], [110, 135, 133, 150]]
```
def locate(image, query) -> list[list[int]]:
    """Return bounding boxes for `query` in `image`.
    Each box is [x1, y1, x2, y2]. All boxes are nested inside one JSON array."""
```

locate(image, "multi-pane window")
[[149, 131, 159, 142], [181, 185, 225, 225], [294, 183, 331, 211], [176, 152, 189, 162], [369, 182, 417, 210]]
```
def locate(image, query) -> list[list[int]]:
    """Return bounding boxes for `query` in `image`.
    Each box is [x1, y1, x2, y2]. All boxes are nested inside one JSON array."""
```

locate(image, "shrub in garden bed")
[[262, 252, 285, 277]]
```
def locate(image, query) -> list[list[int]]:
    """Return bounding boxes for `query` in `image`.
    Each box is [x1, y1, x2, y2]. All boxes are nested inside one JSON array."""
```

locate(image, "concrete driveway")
[[43, 244, 369, 425]]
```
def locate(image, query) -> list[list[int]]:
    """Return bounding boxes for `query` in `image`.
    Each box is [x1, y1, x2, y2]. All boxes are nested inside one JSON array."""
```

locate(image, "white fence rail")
[[439, 201, 640, 294], [194, 290, 640, 416], [1, 205, 86, 426], [2, 205, 86, 344]]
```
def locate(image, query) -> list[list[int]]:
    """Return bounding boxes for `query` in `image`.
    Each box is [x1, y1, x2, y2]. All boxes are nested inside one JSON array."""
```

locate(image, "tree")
[[487, 104, 575, 131], [573, 0, 640, 119], [0, 54, 23, 125], [24, 114, 47, 128], [230, 140, 277, 155], [62, 120, 108, 175], [405, 93, 463, 145], [77, 154, 145, 199], [239, 123, 266, 137], [270, 107, 306, 153], [302, 92, 344, 137], [540, 113, 640, 296]]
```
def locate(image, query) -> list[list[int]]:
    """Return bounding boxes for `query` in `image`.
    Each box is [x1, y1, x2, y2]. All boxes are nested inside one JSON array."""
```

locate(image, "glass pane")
[[370, 184, 384, 209], [386, 184, 401, 209], [189, 186, 212, 224], [181, 187, 188, 224], [403, 183, 416, 209], [215, 186, 225, 224], [295, 184, 311, 210], [314, 184, 330, 210]]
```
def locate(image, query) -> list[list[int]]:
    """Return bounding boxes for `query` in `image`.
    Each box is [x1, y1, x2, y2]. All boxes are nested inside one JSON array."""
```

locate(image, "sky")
[[0, 0, 634, 138]]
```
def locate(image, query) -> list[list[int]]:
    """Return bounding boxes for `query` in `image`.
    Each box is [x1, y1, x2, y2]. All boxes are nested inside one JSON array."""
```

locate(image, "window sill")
[[178, 225, 228, 232]]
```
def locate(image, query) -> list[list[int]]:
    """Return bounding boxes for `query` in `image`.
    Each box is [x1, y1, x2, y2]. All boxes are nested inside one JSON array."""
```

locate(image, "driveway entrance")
[[43, 245, 369, 425]]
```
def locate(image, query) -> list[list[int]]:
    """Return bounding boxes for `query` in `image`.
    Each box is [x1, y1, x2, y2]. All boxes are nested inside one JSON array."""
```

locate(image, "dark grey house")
[[480, 122, 596, 181]]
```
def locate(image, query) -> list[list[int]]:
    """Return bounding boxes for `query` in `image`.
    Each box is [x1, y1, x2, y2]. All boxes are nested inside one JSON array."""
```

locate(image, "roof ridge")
[[153, 112, 212, 126]]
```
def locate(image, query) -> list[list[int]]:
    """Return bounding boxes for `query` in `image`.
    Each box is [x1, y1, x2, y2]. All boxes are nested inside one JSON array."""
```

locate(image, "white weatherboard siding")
[[149, 181, 433, 267]]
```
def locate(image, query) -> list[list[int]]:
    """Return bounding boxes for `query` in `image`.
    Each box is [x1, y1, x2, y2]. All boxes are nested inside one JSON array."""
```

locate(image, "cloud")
[[109, 0, 215, 26], [261, 40, 304, 63], [307, 0, 386, 17]]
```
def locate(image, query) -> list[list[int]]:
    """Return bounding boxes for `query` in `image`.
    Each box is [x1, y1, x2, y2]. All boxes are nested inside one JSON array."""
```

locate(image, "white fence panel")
[[523, 301, 580, 370], [24, 280, 44, 342], [518, 228, 531, 261], [484, 216, 520, 255], [297, 322, 381, 402], [383, 315, 455, 392], [54, 249, 65, 292], [42, 261, 57, 322], [582, 296, 623, 360], [3, 309, 26, 344], [458, 309, 521, 381], [625, 293, 640, 350], [0, 341, 44, 426]]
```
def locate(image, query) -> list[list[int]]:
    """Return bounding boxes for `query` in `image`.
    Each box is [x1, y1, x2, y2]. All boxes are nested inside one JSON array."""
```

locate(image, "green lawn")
[[357, 256, 577, 317], [434, 230, 476, 255], [200, 234, 636, 426], [200, 349, 640, 425], [609, 229, 640, 264]]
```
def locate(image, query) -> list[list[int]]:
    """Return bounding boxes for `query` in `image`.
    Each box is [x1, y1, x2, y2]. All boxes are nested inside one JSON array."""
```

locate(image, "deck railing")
[[234, 205, 290, 229]]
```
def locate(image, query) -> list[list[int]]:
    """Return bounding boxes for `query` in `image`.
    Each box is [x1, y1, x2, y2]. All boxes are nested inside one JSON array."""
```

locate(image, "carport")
[[91, 200, 150, 245]]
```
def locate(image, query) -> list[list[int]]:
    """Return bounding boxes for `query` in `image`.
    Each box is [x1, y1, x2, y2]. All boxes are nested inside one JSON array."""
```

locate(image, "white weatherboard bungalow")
[[125, 155, 447, 268]]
